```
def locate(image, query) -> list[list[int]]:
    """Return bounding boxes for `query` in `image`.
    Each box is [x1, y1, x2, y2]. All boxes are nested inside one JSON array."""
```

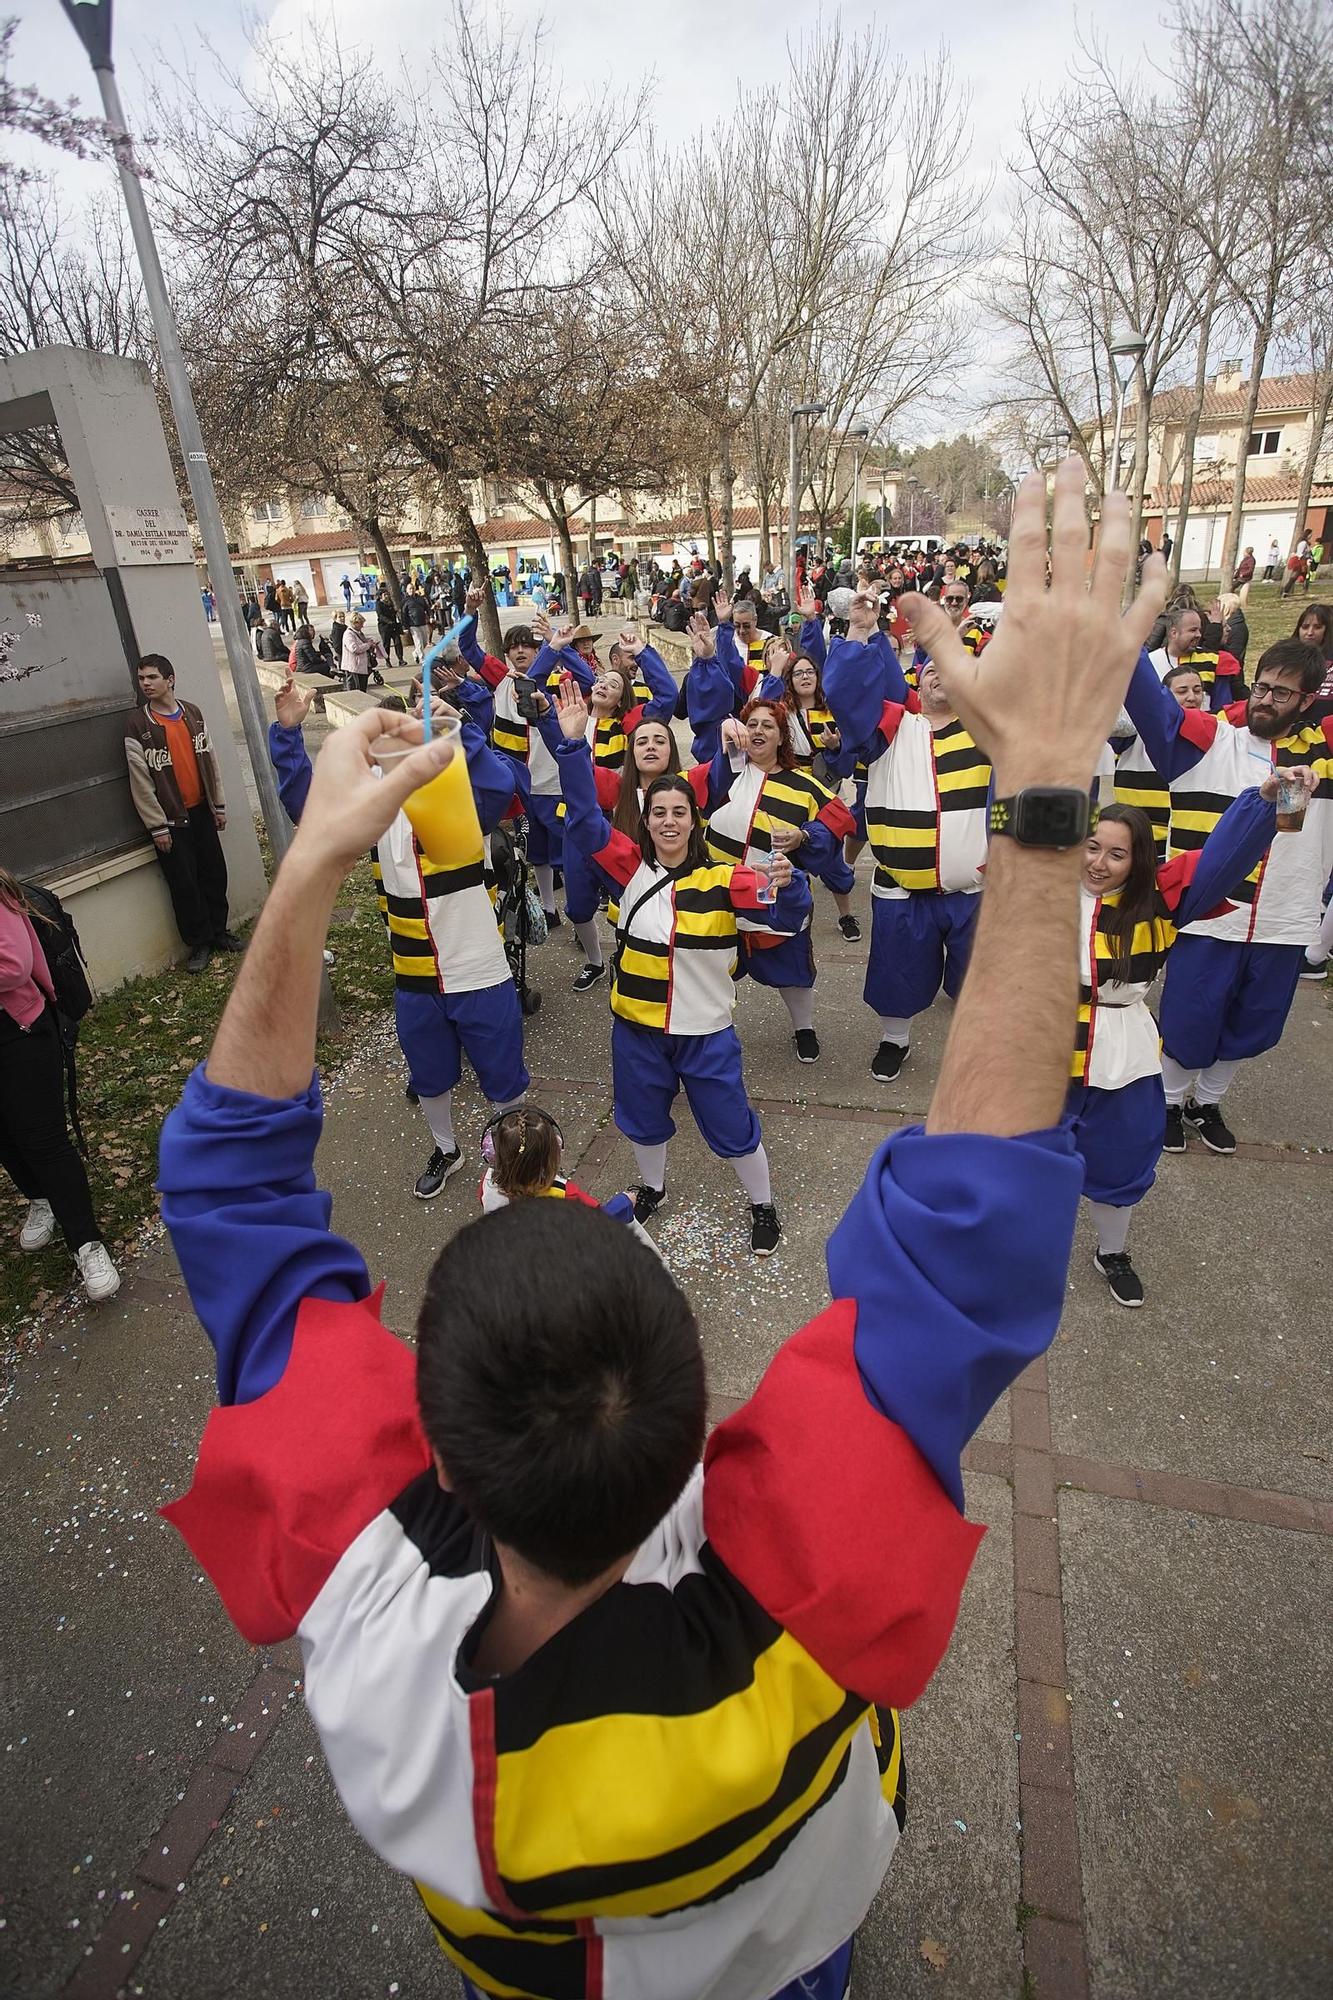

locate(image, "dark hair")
[[1163, 661, 1204, 688], [596, 659, 636, 719], [1166, 601, 1201, 632], [1252, 637, 1325, 697], [1091, 806, 1159, 976], [489, 1106, 563, 1200], [613, 718, 678, 838], [1292, 602, 1331, 655], [416, 1202, 706, 1586], [137, 653, 175, 681], [738, 696, 797, 769], [777, 648, 826, 710], [639, 773, 709, 871], [504, 624, 536, 654]]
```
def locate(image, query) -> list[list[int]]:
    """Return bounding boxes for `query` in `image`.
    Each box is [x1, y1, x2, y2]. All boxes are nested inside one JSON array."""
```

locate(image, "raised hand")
[[796, 586, 819, 620], [846, 590, 880, 642], [713, 587, 734, 623], [900, 459, 1165, 795], [720, 716, 747, 754], [618, 624, 644, 655], [275, 668, 314, 731], [291, 709, 456, 876], [688, 613, 716, 660], [554, 677, 590, 741], [465, 584, 484, 615], [548, 620, 578, 653], [532, 609, 552, 642]]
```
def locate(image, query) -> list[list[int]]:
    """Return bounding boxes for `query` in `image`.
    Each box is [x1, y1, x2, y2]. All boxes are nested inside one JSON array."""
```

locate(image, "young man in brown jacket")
[[124, 654, 241, 973]]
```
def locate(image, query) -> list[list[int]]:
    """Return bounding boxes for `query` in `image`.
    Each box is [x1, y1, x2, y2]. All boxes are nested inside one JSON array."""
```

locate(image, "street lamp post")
[[907, 475, 919, 535], [847, 424, 869, 561], [787, 402, 826, 594], [58, 5, 300, 878], [1107, 329, 1146, 495]]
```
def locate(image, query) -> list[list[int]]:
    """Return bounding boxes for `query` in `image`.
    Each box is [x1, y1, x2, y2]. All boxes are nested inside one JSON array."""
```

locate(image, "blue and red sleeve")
[[456, 617, 507, 689], [158, 1067, 371, 1407], [824, 636, 893, 758], [704, 1124, 1082, 1706], [634, 643, 678, 721], [555, 736, 640, 890], [1125, 649, 1217, 778], [1158, 785, 1276, 926], [686, 652, 742, 763], [867, 628, 909, 706], [728, 863, 813, 933]]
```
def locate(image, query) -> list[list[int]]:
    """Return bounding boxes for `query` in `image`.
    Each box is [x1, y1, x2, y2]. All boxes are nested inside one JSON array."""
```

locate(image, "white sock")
[[781, 987, 816, 1032], [1159, 1056, 1197, 1107], [1089, 1200, 1132, 1257], [534, 864, 556, 913], [877, 1014, 911, 1048], [573, 918, 604, 967], [731, 1144, 772, 1206], [1194, 1058, 1241, 1106], [491, 1094, 527, 1116], [632, 1141, 668, 1192], [420, 1091, 456, 1155], [1308, 901, 1333, 963]]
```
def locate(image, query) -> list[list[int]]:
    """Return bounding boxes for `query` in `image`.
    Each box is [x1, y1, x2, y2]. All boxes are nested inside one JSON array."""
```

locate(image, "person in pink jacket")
[[0, 868, 119, 1301]]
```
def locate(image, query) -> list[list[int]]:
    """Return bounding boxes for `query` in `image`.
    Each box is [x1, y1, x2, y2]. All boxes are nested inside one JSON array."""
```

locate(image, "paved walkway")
[[3, 690, 1331, 1997]]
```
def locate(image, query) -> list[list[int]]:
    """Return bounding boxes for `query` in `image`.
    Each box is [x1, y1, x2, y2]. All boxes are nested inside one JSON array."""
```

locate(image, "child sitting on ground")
[[479, 1106, 664, 1257]]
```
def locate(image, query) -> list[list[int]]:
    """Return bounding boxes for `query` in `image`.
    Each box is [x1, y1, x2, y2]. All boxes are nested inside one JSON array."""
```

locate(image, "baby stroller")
[[490, 815, 544, 1016]]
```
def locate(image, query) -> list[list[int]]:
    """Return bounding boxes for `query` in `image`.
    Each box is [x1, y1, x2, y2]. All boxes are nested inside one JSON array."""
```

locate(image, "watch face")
[[1014, 788, 1089, 846]]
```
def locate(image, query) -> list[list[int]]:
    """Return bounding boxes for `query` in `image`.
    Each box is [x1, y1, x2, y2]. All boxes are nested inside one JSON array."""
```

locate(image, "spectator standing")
[[123, 655, 240, 974], [262, 578, 277, 617], [1263, 537, 1281, 582], [341, 613, 381, 691], [1235, 547, 1256, 605], [402, 584, 431, 661], [201, 585, 216, 623], [330, 609, 349, 670], [376, 585, 405, 665], [0, 868, 120, 1302], [340, 573, 353, 610], [275, 580, 295, 632], [292, 579, 310, 626]]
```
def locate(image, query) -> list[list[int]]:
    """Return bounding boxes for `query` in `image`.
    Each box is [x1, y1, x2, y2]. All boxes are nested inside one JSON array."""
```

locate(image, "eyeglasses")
[[1250, 681, 1303, 704], [943, 595, 967, 606]]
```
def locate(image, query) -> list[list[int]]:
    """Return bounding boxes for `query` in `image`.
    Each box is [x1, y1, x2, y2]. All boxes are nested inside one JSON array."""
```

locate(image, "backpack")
[[22, 881, 94, 1153]]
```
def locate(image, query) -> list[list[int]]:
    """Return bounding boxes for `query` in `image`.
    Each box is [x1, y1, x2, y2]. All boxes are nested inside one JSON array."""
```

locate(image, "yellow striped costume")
[[863, 705, 992, 897], [373, 815, 507, 996], [1072, 888, 1177, 1088], [611, 862, 751, 1034]]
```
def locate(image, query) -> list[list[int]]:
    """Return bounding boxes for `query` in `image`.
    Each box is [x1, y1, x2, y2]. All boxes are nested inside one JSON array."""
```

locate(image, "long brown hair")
[[778, 649, 827, 711], [489, 1107, 562, 1199], [0, 865, 29, 915], [638, 774, 709, 872], [1092, 807, 1159, 976], [613, 717, 677, 838]]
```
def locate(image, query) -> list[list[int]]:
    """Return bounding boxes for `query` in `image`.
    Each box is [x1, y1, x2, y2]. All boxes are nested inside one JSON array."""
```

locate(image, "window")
[[249, 499, 284, 523], [299, 495, 327, 519], [1247, 430, 1281, 457], [1191, 434, 1219, 461]]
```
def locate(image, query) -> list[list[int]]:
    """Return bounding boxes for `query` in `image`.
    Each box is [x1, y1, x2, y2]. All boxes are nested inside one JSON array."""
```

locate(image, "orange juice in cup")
[[372, 715, 483, 867]]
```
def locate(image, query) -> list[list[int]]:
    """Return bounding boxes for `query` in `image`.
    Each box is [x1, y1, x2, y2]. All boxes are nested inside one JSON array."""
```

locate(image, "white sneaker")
[[76, 1241, 121, 1303], [20, 1198, 55, 1251]]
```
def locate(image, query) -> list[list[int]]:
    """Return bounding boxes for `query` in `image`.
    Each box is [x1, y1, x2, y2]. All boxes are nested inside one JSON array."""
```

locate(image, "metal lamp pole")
[[1107, 330, 1146, 495], [787, 402, 826, 593], [59, 4, 292, 865], [847, 424, 869, 561], [907, 475, 919, 534]]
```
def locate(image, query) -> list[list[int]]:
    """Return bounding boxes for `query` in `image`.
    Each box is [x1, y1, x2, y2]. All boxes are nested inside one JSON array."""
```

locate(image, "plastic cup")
[[1275, 771, 1307, 834], [370, 717, 483, 868]]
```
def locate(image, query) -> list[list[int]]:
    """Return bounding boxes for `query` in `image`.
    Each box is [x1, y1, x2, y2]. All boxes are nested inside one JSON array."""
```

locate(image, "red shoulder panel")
[[703, 1299, 983, 1708], [685, 763, 712, 810], [1183, 706, 1223, 747], [594, 766, 622, 812], [161, 1295, 430, 1644], [878, 699, 909, 747]]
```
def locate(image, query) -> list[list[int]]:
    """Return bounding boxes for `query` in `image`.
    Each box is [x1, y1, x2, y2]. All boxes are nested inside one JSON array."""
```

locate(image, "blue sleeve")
[[450, 674, 494, 738], [462, 716, 519, 835], [714, 621, 746, 692], [794, 815, 837, 869], [456, 615, 486, 672], [824, 637, 889, 755], [1172, 787, 1277, 928], [601, 1192, 635, 1225], [799, 619, 826, 669], [826, 1126, 1082, 1510], [268, 722, 312, 825], [707, 746, 736, 809], [867, 629, 908, 706], [634, 643, 678, 718], [1124, 649, 1208, 779], [553, 736, 618, 882], [756, 672, 785, 703], [686, 654, 742, 763], [159, 1067, 371, 1407], [744, 868, 814, 933]]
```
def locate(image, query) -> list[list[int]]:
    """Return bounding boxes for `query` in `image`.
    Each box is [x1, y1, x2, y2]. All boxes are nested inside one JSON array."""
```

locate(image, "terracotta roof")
[[1134, 371, 1318, 425], [1142, 474, 1333, 514]]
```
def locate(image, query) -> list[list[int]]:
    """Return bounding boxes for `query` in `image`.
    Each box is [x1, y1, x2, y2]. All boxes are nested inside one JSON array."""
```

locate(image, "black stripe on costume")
[[617, 936, 668, 959], [873, 1704, 909, 1832], [387, 931, 437, 958], [707, 829, 747, 860], [865, 806, 937, 830], [492, 1544, 784, 1752], [931, 742, 986, 775], [421, 861, 487, 898], [390, 1468, 491, 1578], [394, 971, 444, 993], [673, 881, 736, 915], [499, 1690, 867, 1911], [938, 784, 991, 811], [424, 1907, 589, 1997], [614, 969, 668, 1003]]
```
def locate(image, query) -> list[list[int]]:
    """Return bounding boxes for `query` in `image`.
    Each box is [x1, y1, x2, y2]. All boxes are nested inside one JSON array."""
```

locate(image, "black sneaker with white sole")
[[1094, 1249, 1145, 1307], [633, 1183, 667, 1224], [750, 1204, 782, 1255], [413, 1145, 463, 1199], [870, 1039, 908, 1082], [1299, 957, 1328, 981], [1183, 1099, 1237, 1154], [838, 913, 862, 942], [574, 961, 606, 992], [1162, 1105, 1186, 1153], [793, 1028, 820, 1063]]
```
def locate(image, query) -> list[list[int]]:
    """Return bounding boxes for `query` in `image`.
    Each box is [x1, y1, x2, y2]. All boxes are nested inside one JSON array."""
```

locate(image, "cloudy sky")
[[9, 0, 1172, 441]]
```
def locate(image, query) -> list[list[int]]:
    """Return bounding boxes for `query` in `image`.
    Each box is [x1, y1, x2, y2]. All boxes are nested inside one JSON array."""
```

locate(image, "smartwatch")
[[988, 787, 1094, 850]]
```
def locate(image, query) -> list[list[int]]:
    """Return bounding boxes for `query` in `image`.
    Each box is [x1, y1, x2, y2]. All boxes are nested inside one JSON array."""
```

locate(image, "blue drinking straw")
[[419, 617, 470, 744]]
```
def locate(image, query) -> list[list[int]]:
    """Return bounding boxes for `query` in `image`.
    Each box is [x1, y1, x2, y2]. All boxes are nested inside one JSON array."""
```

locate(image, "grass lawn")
[[0, 846, 394, 1349], [1230, 580, 1323, 660]]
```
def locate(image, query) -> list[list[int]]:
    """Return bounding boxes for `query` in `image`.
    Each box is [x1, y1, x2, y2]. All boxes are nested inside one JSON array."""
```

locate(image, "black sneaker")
[[633, 1183, 667, 1224], [212, 930, 245, 953], [750, 1204, 782, 1255], [1299, 957, 1328, 982], [405, 1083, 419, 1107], [413, 1145, 463, 1199], [1162, 1105, 1186, 1153], [1094, 1250, 1145, 1308], [186, 945, 211, 974], [574, 961, 606, 992], [543, 907, 562, 930], [793, 1029, 821, 1063], [1183, 1100, 1236, 1154], [870, 1039, 908, 1082], [838, 914, 862, 942]]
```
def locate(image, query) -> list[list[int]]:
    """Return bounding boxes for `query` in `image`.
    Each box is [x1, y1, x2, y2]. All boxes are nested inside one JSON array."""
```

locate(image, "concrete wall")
[[0, 348, 266, 991]]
